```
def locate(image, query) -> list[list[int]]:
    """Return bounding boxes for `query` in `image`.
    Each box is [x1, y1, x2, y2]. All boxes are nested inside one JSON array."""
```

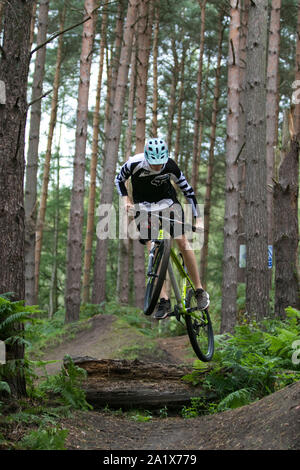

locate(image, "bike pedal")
[[174, 305, 182, 322]]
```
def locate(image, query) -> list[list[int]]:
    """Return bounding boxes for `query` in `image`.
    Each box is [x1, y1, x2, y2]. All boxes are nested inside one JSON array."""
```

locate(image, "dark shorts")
[[134, 203, 185, 244]]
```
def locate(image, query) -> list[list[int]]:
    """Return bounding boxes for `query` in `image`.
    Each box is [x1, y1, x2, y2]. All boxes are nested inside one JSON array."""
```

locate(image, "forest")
[[0, 0, 299, 451]]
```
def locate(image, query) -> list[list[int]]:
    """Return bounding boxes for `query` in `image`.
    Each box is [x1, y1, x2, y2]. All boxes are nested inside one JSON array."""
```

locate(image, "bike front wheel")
[[144, 239, 171, 315], [184, 289, 214, 362]]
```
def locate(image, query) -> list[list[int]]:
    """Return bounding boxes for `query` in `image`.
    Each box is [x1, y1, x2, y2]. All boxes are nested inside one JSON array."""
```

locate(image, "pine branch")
[[30, 13, 95, 56], [28, 89, 52, 108]]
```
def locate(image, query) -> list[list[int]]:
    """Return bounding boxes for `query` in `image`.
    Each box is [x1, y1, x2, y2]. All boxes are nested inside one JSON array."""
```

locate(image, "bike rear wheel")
[[144, 239, 171, 315], [184, 289, 214, 362]]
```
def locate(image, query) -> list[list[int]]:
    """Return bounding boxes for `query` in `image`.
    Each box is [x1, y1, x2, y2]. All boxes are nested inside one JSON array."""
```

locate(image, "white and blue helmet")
[[144, 138, 169, 164]]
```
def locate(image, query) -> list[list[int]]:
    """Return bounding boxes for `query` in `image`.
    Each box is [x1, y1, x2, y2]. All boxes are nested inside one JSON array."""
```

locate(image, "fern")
[[185, 309, 300, 414], [0, 381, 10, 395], [217, 388, 255, 411], [38, 355, 92, 411], [0, 312, 34, 332], [19, 427, 68, 450]]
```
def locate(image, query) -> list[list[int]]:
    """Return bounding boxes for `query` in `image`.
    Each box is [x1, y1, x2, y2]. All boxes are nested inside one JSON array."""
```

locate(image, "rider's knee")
[[175, 235, 191, 252]]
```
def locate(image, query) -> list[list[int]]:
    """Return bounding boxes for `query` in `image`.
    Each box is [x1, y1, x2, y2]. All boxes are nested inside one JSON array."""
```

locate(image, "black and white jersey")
[[115, 154, 199, 217]]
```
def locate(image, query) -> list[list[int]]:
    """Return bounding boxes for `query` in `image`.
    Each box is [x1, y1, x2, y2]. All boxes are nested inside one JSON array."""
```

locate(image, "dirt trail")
[[40, 313, 300, 450], [39, 314, 195, 375], [61, 380, 300, 450]]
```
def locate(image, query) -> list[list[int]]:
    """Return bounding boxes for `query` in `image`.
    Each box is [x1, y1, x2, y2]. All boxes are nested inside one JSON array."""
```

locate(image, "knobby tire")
[[185, 289, 214, 362], [144, 239, 171, 315]]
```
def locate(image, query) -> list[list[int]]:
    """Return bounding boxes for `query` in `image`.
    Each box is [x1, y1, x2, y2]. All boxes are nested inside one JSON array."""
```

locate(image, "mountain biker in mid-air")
[[115, 137, 210, 320]]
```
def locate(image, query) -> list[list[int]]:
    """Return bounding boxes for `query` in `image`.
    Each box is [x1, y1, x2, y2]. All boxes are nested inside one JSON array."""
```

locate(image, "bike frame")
[[147, 229, 197, 319]]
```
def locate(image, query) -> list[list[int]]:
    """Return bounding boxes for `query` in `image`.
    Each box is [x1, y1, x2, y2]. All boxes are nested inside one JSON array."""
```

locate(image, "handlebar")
[[126, 207, 203, 233]]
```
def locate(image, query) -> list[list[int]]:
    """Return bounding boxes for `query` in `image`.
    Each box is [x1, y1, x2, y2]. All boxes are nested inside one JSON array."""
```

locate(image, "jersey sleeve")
[[115, 160, 132, 197], [169, 159, 199, 217]]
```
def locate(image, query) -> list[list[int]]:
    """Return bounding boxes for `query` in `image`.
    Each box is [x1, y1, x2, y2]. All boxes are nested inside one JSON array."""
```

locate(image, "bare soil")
[[36, 313, 300, 450]]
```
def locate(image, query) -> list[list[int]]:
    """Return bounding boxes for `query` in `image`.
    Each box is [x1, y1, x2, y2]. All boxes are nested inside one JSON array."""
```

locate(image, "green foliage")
[[0, 294, 41, 396], [183, 308, 300, 414], [0, 293, 40, 341], [19, 426, 68, 450], [181, 397, 206, 419], [38, 355, 92, 411], [129, 410, 152, 422]]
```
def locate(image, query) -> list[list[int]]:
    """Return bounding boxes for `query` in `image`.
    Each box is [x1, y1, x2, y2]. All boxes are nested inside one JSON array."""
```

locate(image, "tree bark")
[[92, 0, 139, 305], [69, 357, 210, 411], [29, 1, 38, 49], [274, 112, 300, 317], [266, 0, 281, 261], [167, 38, 179, 150], [237, 0, 250, 284], [221, 0, 240, 333], [0, 0, 4, 34], [102, 0, 125, 166], [244, 0, 269, 321], [174, 44, 187, 164], [200, 17, 224, 289], [196, 52, 211, 171], [49, 103, 65, 319], [0, 0, 34, 397], [65, 1, 97, 323], [191, 0, 207, 195], [133, 0, 153, 309], [35, 5, 66, 303], [117, 35, 137, 304], [151, 5, 159, 137], [24, 0, 50, 306], [82, 1, 109, 304]]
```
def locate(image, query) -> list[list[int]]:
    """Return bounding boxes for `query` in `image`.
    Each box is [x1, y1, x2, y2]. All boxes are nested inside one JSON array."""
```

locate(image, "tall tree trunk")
[[30, 1, 38, 49], [117, 35, 137, 304], [65, 1, 97, 323], [35, 5, 66, 303], [237, 0, 249, 284], [102, 0, 125, 166], [273, 1, 300, 317], [244, 0, 269, 321], [133, 0, 153, 309], [125, 37, 137, 162], [82, 1, 108, 304], [49, 103, 65, 319], [191, 0, 207, 194], [0, 0, 34, 397], [24, 0, 50, 306], [266, 0, 281, 268], [196, 52, 211, 169], [92, 0, 139, 305], [200, 17, 224, 289], [274, 112, 300, 317], [220, 0, 240, 333], [167, 38, 179, 150], [151, 5, 159, 137], [0, 1, 5, 33], [174, 44, 187, 164]]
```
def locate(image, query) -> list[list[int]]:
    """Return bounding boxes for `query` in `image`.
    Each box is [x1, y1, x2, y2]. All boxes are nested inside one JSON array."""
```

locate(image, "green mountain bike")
[[143, 227, 214, 362]]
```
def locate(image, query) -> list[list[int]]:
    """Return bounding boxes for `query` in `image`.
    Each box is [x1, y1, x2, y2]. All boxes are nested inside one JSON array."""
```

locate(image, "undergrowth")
[[1, 293, 300, 447], [182, 306, 300, 416]]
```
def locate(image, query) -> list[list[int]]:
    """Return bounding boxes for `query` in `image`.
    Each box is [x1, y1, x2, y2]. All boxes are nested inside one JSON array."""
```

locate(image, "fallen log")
[[68, 357, 211, 411]]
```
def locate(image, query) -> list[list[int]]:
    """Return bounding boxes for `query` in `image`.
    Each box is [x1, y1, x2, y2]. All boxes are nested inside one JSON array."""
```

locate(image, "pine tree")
[[25, 0, 50, 305], [92, 0, 139, 305], [221, 0, 240, 333], [0, 0, 34, 397], [244, 0, 269, 320], [65, 1, 97, 323]]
